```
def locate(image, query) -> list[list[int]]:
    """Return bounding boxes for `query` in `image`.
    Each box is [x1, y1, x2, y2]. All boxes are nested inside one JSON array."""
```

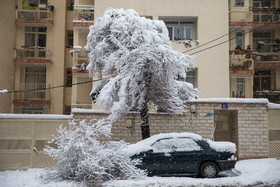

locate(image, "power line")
[[3, 78, 107, 94], [188, 21, 274, 55], [183, 9, 278, 54]]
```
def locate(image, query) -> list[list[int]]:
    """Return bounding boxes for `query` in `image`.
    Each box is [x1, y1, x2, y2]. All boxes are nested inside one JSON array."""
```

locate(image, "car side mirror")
[[145, 149, 153, 155]]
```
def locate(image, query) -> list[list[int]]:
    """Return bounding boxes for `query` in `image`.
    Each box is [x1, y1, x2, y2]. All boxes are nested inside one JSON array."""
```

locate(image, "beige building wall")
[[94, 0, 230, 98], [0, 0, 16, 113], [47, 0, 67, 114], [1, 0, 73, 114]]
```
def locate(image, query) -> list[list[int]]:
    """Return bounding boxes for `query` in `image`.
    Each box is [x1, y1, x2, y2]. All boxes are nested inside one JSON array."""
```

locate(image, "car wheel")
[[200, 162, 219, 178]]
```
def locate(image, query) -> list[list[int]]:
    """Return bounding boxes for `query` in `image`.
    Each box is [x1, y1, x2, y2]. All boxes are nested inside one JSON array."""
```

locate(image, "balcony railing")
[[254, 53, 280, 62], [17, 9, 52, 20], [253, 9, 280, 23], [229, 50, 254, 71], [72, 48, 89, 72], [15, 47, 52, 59], [73, 5, 94, 21], [13, 83, 50, 102], [254, 90, 280, 103]]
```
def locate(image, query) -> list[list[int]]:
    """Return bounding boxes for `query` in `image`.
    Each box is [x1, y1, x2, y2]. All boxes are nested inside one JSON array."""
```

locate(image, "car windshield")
[[151, 137, 203, 153]]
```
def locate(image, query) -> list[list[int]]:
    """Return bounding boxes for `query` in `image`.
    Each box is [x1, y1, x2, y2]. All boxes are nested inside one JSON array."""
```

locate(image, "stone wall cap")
[[268, 102, 280, 109], [72, 108, 108, 114], [0, 113, 73, 120], [188, 98, 269, 104]]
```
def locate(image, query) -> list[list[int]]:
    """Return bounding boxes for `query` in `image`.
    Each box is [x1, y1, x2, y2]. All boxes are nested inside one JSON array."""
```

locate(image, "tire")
[[200, 162, 219, 178]]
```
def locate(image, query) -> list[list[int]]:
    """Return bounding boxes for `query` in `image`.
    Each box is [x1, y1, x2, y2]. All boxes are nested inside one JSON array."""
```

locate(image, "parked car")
[[126, 132, 237, 178]]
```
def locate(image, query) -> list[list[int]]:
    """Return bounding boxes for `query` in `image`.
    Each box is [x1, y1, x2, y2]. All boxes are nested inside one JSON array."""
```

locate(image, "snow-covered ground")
[[1, 158, 280, 187]]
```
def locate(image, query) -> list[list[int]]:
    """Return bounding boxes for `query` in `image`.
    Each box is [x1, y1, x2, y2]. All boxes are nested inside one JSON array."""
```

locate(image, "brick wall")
[[72, 100, 269, 159]]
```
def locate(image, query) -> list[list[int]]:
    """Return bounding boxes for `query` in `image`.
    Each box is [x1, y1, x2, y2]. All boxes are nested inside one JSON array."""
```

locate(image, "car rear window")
[[152, 137, 203, 153]]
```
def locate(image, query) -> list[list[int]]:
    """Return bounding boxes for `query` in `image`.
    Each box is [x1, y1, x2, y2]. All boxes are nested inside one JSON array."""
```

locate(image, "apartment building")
[[0, 0, 74, 114], [229, 0, 280, 103], [0, 0, 230, 114]]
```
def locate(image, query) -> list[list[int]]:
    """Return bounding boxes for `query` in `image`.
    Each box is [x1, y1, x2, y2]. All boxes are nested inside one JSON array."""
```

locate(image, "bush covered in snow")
[[44, 120, 146, 184]]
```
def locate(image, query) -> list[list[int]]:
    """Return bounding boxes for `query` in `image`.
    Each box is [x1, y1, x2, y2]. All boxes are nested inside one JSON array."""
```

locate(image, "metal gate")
[[214, 110, 238, 142], [268, 109, 280, 159], [0, 118, 69, 170]]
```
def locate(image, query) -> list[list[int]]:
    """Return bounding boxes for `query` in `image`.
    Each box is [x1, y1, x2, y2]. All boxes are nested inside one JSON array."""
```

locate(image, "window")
[[253, 32, 271, 52], [254, 71, 271, 91], [25, 67, 46, 99], [66, 30, 73, 48], [67, 0, 74, 11], [65, 106, 71, 115], [141, 16, 152, 20], [165, 21, 195, 41], [25, 27, 47, 47], [253, 0, 271, 8], [236, 32, 244, 50], [178, 69, 197, 88], [152, 137, 202, 153], [236, 78, 245, 98], [66, 68, 72, 87], [235, 0, 244, 6]]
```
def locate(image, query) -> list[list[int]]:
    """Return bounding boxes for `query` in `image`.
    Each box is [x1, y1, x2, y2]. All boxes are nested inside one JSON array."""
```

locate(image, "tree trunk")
[[140, 102, 150, 139], [140, 68, 151, 140]]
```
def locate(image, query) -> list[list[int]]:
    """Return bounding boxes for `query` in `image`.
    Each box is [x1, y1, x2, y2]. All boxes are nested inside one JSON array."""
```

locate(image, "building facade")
[[229, 0, 280, 103], [0, 0, 74, 114], [3, 0, 279, 115]]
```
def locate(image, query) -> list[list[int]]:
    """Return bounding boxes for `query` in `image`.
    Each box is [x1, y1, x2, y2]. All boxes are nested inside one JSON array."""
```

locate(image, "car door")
[[169, 137, 204, 174], [142, 138, 176, 174]]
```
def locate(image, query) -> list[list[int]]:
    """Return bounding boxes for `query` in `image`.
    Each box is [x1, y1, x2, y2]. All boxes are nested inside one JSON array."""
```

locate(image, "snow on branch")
[[86, 8, 199, 120], [43, 119, 146, 184]]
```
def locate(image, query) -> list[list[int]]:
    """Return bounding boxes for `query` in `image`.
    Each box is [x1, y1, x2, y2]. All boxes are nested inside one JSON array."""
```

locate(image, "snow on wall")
[[0, 113, 72, 119], [268, 102, 280, 109], [189, 98, 268, 104]]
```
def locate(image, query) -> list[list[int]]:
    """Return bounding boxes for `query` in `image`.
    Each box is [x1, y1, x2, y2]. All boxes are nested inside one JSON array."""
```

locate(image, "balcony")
[[73, 5, 94, 28], [16, 2, 53, 26], [254, 90, 280, 104], [72, 48, 89, 73], [229, 50, 255, 75], [229, 6, 280, 27], [254, 53, 280, 68], [14, 47, 52, 65], [253, 10, 280, 23], [13, 83, 50, 104]]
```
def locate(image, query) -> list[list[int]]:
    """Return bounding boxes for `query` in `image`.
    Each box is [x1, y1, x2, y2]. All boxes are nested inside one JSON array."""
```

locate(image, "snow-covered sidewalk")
[[1, 158, 280, 187]]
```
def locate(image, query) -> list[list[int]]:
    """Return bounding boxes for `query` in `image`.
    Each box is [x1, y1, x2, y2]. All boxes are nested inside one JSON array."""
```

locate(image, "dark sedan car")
[[126, 133, 237, 178]]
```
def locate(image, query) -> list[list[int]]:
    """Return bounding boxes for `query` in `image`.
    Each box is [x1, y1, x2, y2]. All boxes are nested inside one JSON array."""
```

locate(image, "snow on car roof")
[[125, 132, 202, 155]]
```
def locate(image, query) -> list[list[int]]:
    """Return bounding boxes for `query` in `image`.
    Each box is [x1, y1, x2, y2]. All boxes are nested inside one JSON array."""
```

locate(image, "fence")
[[268, 109, 280, 159], [0, 99, 278, 170], [0, 115, 71, 170]]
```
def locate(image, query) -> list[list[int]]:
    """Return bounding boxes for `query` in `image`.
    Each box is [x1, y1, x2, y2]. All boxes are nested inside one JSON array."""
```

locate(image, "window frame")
[[25, 27, 47, 48], [177, 68, 198, 88], [236, 78, 245, 97], [236, 32, 244, 50], [235, 0, 244, 6], [164, 21, 195, 41]]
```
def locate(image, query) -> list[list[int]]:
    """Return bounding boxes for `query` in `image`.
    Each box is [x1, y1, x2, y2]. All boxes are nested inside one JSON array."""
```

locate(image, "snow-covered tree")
[[44, 120, 146, 184], [86, 8, 199, 139]]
